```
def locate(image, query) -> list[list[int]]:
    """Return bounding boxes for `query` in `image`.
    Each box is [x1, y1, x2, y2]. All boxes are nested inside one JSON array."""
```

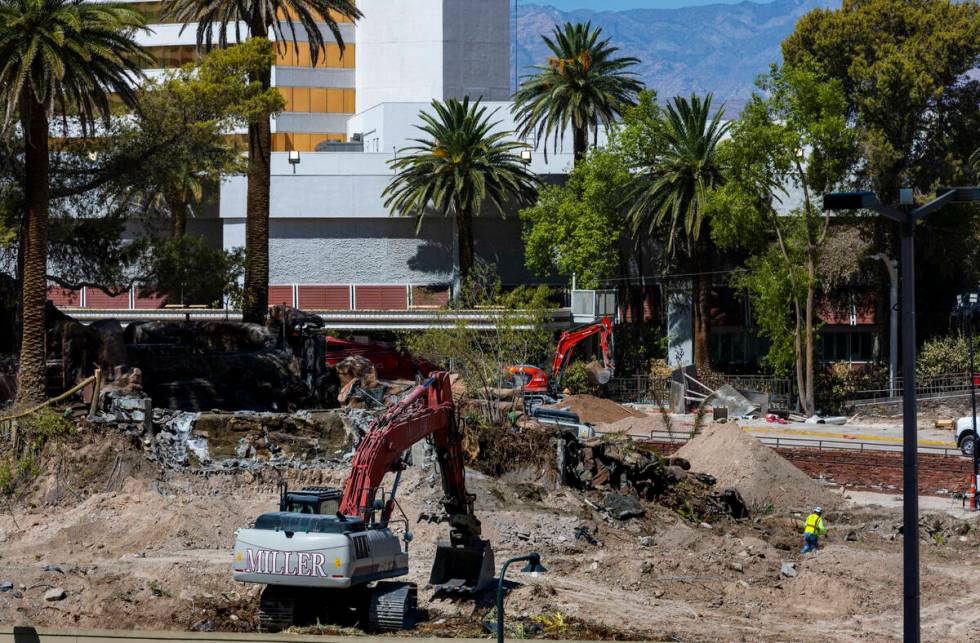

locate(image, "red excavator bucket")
[[428, 539, 495, 593]]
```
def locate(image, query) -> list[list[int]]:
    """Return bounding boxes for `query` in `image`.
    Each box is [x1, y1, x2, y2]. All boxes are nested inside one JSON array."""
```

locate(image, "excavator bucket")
[[584, 362, 613, 386], [428, 539, 495, 593]]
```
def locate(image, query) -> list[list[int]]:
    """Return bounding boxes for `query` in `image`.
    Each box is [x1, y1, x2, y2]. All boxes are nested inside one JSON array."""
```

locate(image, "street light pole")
[[897, 197, 920, 638], [824, 186, 980, 643]]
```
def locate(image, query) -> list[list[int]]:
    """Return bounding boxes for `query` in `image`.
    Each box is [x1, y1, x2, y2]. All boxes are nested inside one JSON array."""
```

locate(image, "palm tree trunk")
[[573, 125, 588, 165], [691, 244, 711, 375], [168, 189, 187, 238], [241, 30, 272, 324], [16, 101, 50, 405], [455, 202, 475, 284]]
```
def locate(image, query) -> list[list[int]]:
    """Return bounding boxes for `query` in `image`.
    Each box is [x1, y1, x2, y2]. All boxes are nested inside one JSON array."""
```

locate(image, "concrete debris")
[[602, 492, 645, 520], [780, 562, 797, 578], [0, 582, 12, 592], [44, 587, 67, 601], [41, 565, 64, 574]]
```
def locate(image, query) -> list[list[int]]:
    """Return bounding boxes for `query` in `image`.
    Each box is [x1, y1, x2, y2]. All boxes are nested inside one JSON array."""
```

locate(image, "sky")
[[528, 0, 763, 10]]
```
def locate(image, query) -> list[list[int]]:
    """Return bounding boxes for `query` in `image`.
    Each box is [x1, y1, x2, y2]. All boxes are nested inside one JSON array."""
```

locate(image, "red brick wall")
[[268, 285, 294, 307], [85, 288, 129, 309], [298, 285, 350, 310], [355, 285, 407, 310], [47, 286, 80, 307], [134, 289, 166, 310]]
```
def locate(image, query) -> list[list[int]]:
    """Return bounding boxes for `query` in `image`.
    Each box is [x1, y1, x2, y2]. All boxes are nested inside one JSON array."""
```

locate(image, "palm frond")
[[513, 21, 641, 157]]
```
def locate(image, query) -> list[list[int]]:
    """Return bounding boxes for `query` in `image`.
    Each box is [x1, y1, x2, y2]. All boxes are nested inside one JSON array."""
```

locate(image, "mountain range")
[[513, 0, 839, 113]]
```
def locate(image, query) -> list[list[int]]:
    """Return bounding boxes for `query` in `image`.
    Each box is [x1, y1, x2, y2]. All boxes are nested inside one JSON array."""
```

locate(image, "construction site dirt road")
[[1, 419, 979, 642]]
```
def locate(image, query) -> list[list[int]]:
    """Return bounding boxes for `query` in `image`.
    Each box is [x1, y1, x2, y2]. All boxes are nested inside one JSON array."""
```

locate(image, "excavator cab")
[[428, 538, 495, 593]]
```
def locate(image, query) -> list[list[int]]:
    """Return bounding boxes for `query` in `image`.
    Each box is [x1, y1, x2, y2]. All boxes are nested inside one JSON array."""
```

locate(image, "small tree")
[[520, 148, 631, 288], [710, 64, 858, 415], [402, 266, 555, 423]]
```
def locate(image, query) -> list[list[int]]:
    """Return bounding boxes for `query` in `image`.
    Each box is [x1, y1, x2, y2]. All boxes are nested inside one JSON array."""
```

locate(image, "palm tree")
[[383, 97, 539, 288], [163, 0, 361, 324], [627, 94, 729, 374], [513, 21, 641, 165], [0, 0, 150, 405]]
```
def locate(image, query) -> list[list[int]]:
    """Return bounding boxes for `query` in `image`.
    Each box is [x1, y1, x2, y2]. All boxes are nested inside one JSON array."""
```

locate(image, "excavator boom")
[[551, 316, 614, 391], [339, 372, 493, 593]]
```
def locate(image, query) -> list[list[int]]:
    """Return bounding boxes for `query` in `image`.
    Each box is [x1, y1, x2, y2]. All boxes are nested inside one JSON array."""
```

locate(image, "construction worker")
[[801, 507, 828, 554]]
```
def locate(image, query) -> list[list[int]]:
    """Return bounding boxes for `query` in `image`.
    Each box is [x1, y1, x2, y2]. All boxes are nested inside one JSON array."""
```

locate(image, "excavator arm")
[[338, 372, 493, 592], [551, 316, 614, 391]]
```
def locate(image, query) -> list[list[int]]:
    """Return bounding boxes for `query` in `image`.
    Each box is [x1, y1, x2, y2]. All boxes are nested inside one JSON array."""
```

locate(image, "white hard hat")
[[814, 506, 823, 514]]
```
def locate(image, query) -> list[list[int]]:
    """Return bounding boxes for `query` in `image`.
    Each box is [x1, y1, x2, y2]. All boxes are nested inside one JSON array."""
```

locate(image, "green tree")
[[711, 64, 857, 415], [163, 0, 361, 324], [383, 97, 539, 287], [0, 0, 150, 404], [520, 149, 631, 288], [402, 266, 555, 424], [625, 93, 728, 373], [104, 40, 282, 239], [782, 0, 980, 200], [513, 21, 642, 164]]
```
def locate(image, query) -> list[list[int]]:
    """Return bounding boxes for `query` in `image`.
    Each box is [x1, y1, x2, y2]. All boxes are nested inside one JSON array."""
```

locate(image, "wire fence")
[[607, 370, 976, 410]]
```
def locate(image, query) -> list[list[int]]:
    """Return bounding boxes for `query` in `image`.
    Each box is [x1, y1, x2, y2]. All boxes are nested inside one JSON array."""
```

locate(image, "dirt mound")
[[674, 423, 839, 511], [547, 395, 646, 425]]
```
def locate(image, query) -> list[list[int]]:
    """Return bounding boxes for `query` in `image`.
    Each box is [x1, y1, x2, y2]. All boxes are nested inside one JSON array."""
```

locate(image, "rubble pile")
[[562, 437, 749, 523]]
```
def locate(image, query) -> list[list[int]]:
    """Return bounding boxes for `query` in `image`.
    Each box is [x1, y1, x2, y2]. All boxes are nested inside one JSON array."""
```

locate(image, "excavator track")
[[366, 582, 417, 632], [257, 586, 295, 632]]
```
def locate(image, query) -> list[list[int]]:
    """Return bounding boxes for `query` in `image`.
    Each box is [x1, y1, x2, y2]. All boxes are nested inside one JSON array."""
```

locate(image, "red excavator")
[[508, 316, 614, 395], [232, 372, 493, 631]]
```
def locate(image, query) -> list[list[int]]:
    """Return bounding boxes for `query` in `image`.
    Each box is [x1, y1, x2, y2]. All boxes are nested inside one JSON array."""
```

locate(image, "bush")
[[815, 362, 889, 413], [1, 407, 76, 496], [917, 334, 980, 377], [561, 361, 599, 396]]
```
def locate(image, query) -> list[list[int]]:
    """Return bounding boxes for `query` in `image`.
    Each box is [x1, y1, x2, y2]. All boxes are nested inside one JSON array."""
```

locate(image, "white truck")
[[956, 416, 978, 457]]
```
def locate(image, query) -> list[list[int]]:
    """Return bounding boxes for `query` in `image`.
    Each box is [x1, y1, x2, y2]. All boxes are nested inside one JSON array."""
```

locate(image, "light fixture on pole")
[[520, 148, 532, 165], [288, 149, 301, 173], [824, 185, 980, 643], [495, 552, 546, 643]]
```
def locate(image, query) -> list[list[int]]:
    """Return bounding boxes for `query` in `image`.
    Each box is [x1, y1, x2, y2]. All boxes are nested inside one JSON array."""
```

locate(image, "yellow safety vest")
[[804, 513, 826, 535]]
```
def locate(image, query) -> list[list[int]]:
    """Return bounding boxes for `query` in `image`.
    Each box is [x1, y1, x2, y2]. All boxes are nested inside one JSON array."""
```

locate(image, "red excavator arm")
[[339, 371, 493, 592], [550, 316, 614, 390], [339, 371, 481, 543]]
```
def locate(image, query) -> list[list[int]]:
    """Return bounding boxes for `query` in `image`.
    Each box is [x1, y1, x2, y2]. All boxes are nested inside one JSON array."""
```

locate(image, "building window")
[[272, 132, 346, 152], [274, 43, 355, 69], [278, 87, 355, 113], [819, 330, 877, 363], [141, 45, 203, 69]]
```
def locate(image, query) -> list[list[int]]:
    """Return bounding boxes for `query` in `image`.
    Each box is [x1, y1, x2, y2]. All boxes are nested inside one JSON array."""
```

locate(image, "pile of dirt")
[[674, 423, 840, 511], [546, 395, 646, 425]]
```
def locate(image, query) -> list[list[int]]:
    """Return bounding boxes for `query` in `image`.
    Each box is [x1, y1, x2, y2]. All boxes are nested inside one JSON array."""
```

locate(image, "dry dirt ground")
[[1, 428, 979, 642]]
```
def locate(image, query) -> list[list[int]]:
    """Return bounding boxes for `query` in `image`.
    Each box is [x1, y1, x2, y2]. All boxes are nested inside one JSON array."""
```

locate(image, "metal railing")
[[606, 372, 794, 406], [846, 372, 974, 404], [641, 430, 962, 457]]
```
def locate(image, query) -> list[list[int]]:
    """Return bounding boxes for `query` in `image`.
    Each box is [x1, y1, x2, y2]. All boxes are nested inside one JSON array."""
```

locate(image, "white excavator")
[[231, 372, 493, 631]]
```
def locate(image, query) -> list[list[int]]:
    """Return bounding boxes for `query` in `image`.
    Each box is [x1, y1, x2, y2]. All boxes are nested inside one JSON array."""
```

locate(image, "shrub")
[[917, 334, 980, 377], [561, 361, 598, 396]]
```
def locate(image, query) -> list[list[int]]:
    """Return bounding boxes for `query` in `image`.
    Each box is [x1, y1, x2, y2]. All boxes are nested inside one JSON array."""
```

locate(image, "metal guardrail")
[[844, 372, 974, 404], [63, 307, 575, 330], [641, 430, 963, 457]]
